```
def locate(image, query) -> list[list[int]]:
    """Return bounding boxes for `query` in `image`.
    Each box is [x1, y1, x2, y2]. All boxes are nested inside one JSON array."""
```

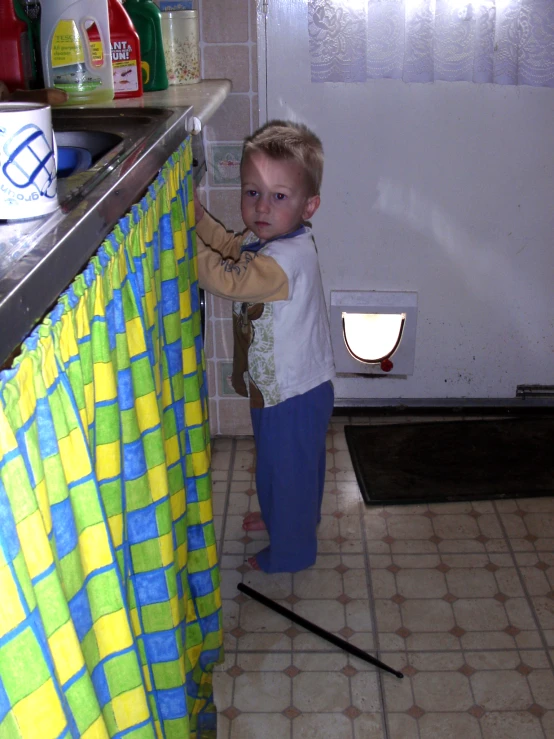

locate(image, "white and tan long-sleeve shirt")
[[196, 212, 335, 408]]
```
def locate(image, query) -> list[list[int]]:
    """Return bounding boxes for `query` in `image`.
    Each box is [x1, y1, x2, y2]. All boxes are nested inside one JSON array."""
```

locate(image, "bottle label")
[[51, 20, 85, 67], [51, 20, 103, 92], [112, 41, 139, 93]]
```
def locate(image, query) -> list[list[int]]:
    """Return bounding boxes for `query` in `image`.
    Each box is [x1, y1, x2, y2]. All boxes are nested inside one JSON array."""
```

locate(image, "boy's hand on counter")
[[0, 84, 69, 105]]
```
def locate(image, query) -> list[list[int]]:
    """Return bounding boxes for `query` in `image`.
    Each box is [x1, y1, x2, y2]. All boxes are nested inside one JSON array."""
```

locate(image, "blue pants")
[[250, 380, 334, 573]]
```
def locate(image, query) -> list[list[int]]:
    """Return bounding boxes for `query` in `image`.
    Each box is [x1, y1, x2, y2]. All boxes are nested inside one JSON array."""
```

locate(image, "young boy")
[[194, 120, 335, 573]]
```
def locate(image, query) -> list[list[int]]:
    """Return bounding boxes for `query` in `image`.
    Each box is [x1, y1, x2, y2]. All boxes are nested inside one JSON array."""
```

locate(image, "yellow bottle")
[[41, 0, 114, 104]]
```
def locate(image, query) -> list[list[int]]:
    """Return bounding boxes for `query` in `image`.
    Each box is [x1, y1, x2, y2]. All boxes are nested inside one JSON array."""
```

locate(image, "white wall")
[[265, 13, 554, 402]]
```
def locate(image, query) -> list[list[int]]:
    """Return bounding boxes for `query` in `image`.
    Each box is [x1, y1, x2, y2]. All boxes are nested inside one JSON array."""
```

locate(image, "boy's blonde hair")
[[242, 120, 324, 196]]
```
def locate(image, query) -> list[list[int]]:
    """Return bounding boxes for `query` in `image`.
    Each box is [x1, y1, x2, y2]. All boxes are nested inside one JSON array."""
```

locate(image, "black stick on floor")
[[237, 582, 404, 679]]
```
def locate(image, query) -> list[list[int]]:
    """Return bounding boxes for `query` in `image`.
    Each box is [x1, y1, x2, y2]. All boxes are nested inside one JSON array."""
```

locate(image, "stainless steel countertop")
[[0, 80, 230, 365]]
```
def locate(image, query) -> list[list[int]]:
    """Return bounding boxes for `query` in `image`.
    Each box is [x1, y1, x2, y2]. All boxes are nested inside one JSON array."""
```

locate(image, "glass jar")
[[161, 10, 201, 85]]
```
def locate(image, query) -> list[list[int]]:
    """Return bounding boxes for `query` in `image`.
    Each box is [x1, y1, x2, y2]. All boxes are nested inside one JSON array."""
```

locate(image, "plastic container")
[[0, 0, 36, 91], [41, 0, 114, 105], [161, 10, 200, 86], [123, 0, 168, 92], [88, 0, 143, 98]]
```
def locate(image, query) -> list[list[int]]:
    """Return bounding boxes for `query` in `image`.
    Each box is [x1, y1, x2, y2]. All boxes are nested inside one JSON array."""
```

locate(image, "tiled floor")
[[211, 414, 554, 739]]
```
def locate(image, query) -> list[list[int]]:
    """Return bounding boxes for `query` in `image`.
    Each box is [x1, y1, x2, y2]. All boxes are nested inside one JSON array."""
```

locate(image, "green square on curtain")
[[0, 627, 51, 704], [104, 650, 144, 696], [121, 407, 141, 442], [125, 476, 152, 512], [99, 478, 122, 517], [141, 602, 175, 632], [70, 480, 105, 531], [80, 627, 101, 668], [35, 576, 68, 636], [131, 538, 164, 572], [87, 569, 123, 620], [64, 677, 101, 733], [12, 552, 35, 610], [96, 402, 121, 443], [59, 548, 84, 600]]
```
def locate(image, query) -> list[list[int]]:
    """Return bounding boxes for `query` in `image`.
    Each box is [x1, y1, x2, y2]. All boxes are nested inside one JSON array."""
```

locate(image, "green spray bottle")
[[123, 0, 168, 91]]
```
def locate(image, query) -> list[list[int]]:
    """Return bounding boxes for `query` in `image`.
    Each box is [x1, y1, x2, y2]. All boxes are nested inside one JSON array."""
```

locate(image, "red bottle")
[[87, 0, 143, 98], [0, 0, 32, 91]]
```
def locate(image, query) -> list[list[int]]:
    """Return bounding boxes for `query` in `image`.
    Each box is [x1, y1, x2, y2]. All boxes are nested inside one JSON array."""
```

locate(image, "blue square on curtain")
[[117, 368, 134, 411], [161, 278, 179, 316], [127, 506, 159, 543], [103, 299, 116, 352], [202, 610, 221, 634], [164, 341, 182, 377], [0, 677, 11, 722], [123, 439, 147, 480], [143, 631, 180, 662], [112, 287, 126, 335], [187, 524, 206, 551], [69, 587, 94, 641], [91, 663, 111, 708], [157, 686, 187, 719], [185, 477, 199, 503], [188, 570, 213, 598], [174, 398, 184, 434], [36, 397, 59, 458], [0, 480, 20, 561], [51, 498, 79, 559], [134, 569, 169, 604]]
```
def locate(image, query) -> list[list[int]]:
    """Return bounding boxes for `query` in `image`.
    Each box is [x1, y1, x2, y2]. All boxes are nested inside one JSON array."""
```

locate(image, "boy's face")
[[240, 152, 320, 242]]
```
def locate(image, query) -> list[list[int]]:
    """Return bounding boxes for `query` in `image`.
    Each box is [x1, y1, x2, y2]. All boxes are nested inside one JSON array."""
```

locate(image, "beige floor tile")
[[413, 671, 474, 711], [293, 568, 343, 599], [480, 711, 545, 739], [419, 712, 481, 739], [293, 671, 350, 712], [385, 713, 419, 738], [350, 671, 382, 712], [229, 712, 291, 738], [471, 669, 533, 710], [233, 672, 291, 712], [528, 669, 554, 708], [292, 713, 354, 739]]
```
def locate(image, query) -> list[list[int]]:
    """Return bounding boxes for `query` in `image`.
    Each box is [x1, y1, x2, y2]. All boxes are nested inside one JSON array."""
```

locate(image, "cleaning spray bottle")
[[88, 0, 144, 98], [41, 0, 114, 104], [123, 0, 168, 92]]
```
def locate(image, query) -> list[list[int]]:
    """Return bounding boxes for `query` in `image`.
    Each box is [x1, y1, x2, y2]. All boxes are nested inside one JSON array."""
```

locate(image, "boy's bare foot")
[[247, 556, 261, 570], [242, 511, 266, 531]]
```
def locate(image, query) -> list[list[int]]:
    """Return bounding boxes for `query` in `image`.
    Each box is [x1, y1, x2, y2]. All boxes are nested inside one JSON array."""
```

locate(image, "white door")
[[258, 0, 554, 405]]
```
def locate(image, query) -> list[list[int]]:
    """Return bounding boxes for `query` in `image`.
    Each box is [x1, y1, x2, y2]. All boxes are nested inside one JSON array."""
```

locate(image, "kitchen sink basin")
[[51, 107, 176, 205], [55, 130, 123, 178]]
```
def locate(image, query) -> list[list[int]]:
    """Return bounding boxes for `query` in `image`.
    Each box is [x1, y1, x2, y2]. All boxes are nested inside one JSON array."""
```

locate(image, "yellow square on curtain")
[[0, 139, 223, 739]]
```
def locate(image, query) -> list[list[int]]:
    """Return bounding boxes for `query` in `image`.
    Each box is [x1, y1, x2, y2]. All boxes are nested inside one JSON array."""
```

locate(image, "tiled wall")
[[198, 0, 259, 436]]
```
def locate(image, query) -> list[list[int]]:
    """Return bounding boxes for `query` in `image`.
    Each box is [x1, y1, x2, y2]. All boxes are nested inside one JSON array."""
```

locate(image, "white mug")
[[0, 102, 58, 221]]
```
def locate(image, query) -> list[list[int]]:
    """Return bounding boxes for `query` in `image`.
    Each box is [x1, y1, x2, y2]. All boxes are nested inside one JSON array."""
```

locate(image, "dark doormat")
[[344, 417, 554, 506]]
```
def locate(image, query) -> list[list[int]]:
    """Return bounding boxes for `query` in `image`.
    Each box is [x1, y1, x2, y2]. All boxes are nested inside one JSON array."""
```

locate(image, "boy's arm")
[[196, 210, 245, 261], [196, 236, 289, 303], [195, 209, 289, 302]]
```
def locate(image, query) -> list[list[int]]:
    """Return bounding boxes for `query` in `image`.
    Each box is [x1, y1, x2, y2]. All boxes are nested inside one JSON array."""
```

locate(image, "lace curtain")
[[309, 0, 554, 86]]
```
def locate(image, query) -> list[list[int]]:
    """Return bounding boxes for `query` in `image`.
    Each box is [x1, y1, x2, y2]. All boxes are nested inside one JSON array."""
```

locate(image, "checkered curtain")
[[0, 139, 223, 739]]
